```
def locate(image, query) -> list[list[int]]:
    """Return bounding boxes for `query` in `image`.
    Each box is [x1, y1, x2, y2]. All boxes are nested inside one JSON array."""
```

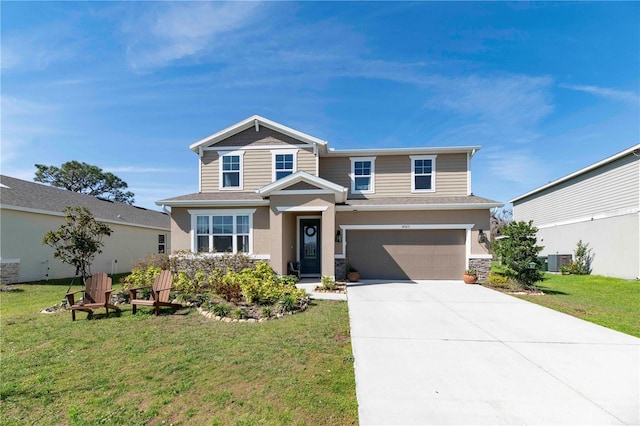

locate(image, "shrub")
[[211, 304, 231, 317], [487, 272, 510, 288], [122, 266, 162, 290], [279, 275, 299, 285], [278, 295, 297, 313], [209, 269, 243, 302], [238, 262, 307, 305], [321, 275, 336, 290], [173, 270, 209, 294], [131, 253, 170, 272], [493, 220, 544, 289], [261, 306, 273, 318], [570, 240, 593, 275]]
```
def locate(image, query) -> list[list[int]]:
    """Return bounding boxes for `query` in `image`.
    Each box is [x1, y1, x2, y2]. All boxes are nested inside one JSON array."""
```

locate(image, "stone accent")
[[0, 260, 20, 284], [335, 258, 346, 281], [469, 257, 491, 283]]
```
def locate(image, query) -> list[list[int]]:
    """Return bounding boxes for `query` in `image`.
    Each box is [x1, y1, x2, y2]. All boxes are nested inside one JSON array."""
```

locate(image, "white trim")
[[218, 151, 245, 191], [270, 190, 335, 196], [0, 204, 170, 232], [334, 254, 346, 259], [535, 207, 639, 229], [256, 170, 348, 203], [271, 149, 298, 182], [510, 143, 640, 203], [324, 146, 481, 157], [350, 157, 376, 195], [335, 202, 504, 211], [0, 258, 20, 263], [469, 254, 493, 259], [465, 228, 471, 269], [198, 147, 203, 192], [410, 155, 437, 193], [157, 199, 269, 207], [204, 144, 314, 151], [188, 208, 257, 254], [339, 223, 474, 260], [276, 206, 329, 212], [467, 152, 472, 195], [190, 115, 328, 152]]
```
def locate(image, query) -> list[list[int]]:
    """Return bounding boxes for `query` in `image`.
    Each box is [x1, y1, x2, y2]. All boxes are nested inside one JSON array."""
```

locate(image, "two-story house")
[[157, 115, 502, 281]]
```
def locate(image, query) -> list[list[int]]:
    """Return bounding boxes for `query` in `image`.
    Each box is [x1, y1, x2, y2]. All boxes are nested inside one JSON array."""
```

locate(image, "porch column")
[[321, 204, 336, 278], [269, 207, 285, 275]]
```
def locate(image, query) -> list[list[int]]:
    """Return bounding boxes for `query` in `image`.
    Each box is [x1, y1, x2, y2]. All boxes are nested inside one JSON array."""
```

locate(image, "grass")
[[0, 280, 358, 425], [510, 273, 640, 338]]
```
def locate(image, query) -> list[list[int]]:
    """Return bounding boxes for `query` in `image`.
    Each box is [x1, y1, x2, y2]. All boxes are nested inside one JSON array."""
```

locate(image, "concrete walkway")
[[347, 280, 640, 425]]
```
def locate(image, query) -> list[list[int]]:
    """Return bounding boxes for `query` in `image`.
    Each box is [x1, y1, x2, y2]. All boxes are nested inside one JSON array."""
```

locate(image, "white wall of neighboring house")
[[1, 208, 170, 283]]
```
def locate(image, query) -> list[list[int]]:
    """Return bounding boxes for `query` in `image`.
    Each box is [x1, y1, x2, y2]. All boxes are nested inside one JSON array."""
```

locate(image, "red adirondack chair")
[[129, 270, 181, 316], [66, 272, 120, 321]]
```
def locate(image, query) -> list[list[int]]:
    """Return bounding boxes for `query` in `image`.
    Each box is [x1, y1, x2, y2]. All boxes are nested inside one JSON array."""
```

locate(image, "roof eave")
[[324, 146, 481, 157], [156, 199, 270, 208], [336, 202, 504, 211], [189, 115, 328, 153]]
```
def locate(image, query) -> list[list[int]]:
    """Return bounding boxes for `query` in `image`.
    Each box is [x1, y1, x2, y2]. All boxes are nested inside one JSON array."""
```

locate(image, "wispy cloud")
[[123, 2, 263, 71], [105, 166, 190, 173], [482, 146, 552, 187], [560, 84, 640, 104]]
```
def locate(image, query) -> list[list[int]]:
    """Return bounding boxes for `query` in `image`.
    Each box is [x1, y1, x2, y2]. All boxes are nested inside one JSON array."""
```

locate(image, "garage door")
[[346, 229, 466, 280]]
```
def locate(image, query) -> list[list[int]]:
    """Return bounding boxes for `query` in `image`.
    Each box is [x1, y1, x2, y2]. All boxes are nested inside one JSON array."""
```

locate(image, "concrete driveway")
[[347, 280, 640, 425]]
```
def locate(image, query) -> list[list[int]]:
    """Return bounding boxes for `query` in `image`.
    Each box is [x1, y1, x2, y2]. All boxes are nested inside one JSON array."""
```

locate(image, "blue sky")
[[2, 1, 638, 210]]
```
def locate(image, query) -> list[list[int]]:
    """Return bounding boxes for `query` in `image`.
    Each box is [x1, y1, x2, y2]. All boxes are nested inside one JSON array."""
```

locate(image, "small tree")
[[43, 206, 112, 281], [570, 240, 593, 275], [493, 220, 544, 289]]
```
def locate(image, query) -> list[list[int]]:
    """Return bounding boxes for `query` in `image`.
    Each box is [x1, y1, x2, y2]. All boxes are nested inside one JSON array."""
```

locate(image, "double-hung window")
[[191, 209, 255, 254], [411, 155, 436, 192], [272, 150, 297, 181], [350, 157, 375, 194], [219, 151, 244, 190]]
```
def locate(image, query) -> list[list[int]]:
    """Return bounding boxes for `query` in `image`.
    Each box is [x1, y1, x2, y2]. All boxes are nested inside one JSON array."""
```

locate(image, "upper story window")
[[191, 209, 255, 254], [350, 157, 376, 194], [219, 151, 244, 190], [411, 155, 436, 193], [272, 149, 298, 181]]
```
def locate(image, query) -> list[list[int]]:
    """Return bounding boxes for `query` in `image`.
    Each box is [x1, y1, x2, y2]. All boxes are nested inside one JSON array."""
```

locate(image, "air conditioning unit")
[[548, 254, 572, 272]]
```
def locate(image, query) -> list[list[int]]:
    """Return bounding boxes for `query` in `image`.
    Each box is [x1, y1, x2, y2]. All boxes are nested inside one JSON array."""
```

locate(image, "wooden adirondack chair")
[[66, 272, 120, 321], [130, 270, 181, 316]]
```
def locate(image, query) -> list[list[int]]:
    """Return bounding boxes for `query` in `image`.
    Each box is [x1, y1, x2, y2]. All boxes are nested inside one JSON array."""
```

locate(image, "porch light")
[[335, 230, 342, 242], [478, 229, 488, 244]]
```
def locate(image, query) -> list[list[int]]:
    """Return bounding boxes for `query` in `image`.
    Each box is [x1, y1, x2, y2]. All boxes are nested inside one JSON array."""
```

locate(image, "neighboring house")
[[157, 115, 502, 281], [510, 144, 640, 280], [0, 175, 171, 283]]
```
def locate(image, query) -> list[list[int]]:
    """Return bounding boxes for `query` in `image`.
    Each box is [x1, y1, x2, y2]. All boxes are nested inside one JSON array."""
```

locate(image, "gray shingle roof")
[[0, 175, 170, 230]]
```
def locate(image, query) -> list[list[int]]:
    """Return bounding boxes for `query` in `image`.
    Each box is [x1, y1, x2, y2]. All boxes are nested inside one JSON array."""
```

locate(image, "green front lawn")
[[512, 273, 640, 338], [0, 283, 358, 425]]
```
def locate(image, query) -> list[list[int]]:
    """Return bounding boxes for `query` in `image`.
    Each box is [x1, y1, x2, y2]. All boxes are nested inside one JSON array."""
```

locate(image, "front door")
[[299, 218, 321, 276]]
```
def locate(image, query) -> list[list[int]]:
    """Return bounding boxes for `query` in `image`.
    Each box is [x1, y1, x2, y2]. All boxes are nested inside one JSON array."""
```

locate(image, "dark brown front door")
[[299, 219, 321, 276]]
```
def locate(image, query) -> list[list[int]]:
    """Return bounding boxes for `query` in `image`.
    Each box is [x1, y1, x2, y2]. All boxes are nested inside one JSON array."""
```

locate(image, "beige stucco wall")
[[319, 153, 468, 198], [335, 209, 491, 256], [0, 208, 169, 283], [169, 206, 271, 256]]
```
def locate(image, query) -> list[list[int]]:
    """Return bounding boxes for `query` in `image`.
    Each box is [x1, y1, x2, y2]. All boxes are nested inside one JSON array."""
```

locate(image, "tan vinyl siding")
[[319, 153, 468, 197], [513, 154, 639, 226], [214, 126, 310, 147], [201, 147, 316, 192]]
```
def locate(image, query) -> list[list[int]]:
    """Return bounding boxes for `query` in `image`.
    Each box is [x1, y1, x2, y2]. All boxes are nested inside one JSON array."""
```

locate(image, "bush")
[[131, 253, 170, 272], [493, 220, 544, 289], [211, 304, 231, 317], [321, 276, 336, 290], [570, 240, 593, 275], [122, 266, 162, 290], [237, 262, 307, 305], [487, 272, 510, 288], [173, 270, 209, 294]]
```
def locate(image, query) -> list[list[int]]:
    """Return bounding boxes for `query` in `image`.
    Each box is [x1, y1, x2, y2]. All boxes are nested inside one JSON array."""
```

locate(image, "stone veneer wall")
[[0, 260, 20, 284], [469, 257, 491, 283], [334, 258, 346, 281]]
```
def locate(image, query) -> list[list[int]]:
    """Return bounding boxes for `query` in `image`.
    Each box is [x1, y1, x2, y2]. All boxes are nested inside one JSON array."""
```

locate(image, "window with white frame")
[[350, 157, 375, 194], [411, 155, 436, 192], [219, 151, 244, 189], [272, 150, 297, 181], [191, 209, 255, 254]]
